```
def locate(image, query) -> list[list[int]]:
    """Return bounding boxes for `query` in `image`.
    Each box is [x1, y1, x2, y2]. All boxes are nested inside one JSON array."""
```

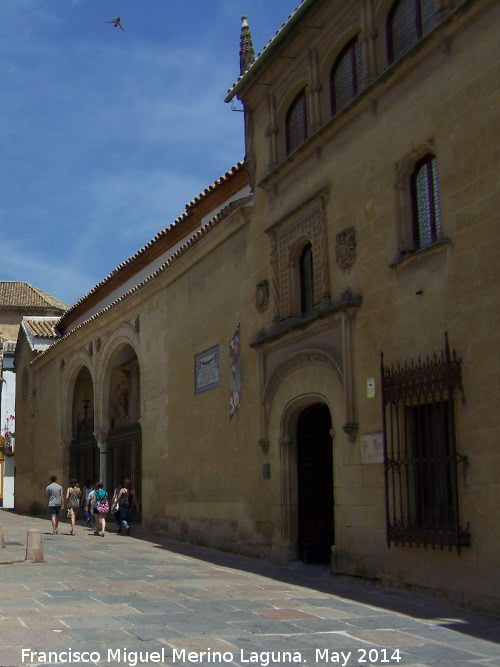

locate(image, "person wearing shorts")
[[46, 475, 64, 534]]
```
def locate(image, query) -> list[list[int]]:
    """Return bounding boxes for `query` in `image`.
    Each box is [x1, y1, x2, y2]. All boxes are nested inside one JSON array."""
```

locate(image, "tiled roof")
[[2, 341, 16, 354], [23, 317, 60, 339], [31, 195, 253, 365], [0, 282, 67, 311], [57, 162, 245, 329], [225, 0, 315, 102]]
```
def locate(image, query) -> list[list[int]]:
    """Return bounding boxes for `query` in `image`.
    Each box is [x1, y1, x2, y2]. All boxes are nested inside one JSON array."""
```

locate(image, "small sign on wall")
[[362, 433, 384, 464], [195, 345, 220, 394], [367, 378, 375, 398]]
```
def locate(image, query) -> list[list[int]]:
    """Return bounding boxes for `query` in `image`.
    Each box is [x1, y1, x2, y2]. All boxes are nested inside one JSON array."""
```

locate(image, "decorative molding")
[[342, 422, 359, 443], [263, 350, 342, 418], [258, 438, 270, 454], [265, 190, 331, 322]]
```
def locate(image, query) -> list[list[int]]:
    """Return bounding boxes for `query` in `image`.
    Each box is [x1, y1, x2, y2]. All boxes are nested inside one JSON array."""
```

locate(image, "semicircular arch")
[[95, 324, 141, 432], [60, 351, 94, 441]]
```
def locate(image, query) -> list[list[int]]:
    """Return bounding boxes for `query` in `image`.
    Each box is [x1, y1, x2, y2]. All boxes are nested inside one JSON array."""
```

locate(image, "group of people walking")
[[45, 475, 138, 537]]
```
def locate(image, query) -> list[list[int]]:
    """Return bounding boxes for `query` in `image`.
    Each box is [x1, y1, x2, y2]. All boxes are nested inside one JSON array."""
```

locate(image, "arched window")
[[330, 36, 364, 115], [411, 154, 441, 249], [299, 243, 314, 315], [286, 89, 311, 155], [387, 0, 435, 64]]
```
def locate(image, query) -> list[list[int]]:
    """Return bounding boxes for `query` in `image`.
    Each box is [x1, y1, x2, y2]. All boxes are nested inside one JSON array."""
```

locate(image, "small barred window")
[[411, 154, 441, 249]]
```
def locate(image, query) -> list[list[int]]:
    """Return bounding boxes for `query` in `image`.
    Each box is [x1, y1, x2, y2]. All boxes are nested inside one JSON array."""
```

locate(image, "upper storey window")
[[387, 0, 435, 64], [411, 154, 441, 249], [330, 36, 364, 115], [286, 89, 311, 155]]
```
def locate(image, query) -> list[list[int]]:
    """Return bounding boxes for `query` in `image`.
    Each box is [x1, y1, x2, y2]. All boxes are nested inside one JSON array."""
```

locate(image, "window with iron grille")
[[381, 334, 470, 552], [387, 0, 435, 64], [330, 36, 364, 115], [286, 89, 311, 155], [411, 154, 442, 249]]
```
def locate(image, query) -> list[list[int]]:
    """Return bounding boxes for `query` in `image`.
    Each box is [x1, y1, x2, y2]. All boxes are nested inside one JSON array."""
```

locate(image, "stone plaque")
[[362, 433, 384, 464]]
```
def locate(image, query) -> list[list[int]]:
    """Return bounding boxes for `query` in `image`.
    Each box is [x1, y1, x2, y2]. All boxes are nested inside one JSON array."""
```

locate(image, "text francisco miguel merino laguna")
[[21, 648, 358, 666]]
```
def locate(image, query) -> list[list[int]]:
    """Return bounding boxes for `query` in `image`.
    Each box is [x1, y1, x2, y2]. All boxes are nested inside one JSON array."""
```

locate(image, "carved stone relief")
[[335, 227, 356, 270], [255, 280, 270, 313]]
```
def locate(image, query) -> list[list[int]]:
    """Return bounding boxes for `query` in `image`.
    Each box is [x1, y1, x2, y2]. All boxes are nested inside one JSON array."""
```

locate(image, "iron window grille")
[[330, 36, 364, 115], [286, 88, 311, 155], [381, 334, 470, 552], [411, 154, 442, 249], [387, 0, 435, 64]]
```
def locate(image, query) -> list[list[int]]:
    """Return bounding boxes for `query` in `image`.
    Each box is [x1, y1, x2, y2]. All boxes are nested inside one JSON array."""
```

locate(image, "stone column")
[[279, 436, 292, 540], [95, 431, 108, 485], [270, 233, 281, 323], [342, 311, 359, 442], [361, 0, 378, 87], [308, 48, 322, 133], [266, 94, 279, 172]]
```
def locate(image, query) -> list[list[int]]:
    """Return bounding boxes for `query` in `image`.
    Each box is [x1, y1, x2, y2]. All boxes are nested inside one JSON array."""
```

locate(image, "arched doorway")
[[297, 403, 334, 563], [105, 343, 142, 513], [70, 366, 98, 484]]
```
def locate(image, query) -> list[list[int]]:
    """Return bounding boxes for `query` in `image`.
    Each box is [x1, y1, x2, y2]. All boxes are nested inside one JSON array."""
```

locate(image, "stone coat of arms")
[[255, 279, 270, 313], [335, 227, 356, 270]]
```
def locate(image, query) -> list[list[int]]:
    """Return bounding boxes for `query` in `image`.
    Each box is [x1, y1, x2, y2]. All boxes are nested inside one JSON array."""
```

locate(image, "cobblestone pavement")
[[0, 510, 498, 667]]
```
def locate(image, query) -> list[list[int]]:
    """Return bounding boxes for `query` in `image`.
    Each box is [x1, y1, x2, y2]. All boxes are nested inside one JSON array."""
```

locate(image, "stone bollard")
[[0, 524, 4, 548], [25, 529, 43, 563]]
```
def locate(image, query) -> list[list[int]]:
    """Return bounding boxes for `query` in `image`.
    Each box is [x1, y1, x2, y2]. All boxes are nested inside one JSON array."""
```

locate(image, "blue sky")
[[0, 0, 300, 306]]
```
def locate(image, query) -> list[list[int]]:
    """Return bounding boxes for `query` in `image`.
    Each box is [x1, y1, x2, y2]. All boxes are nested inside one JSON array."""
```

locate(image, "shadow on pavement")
[[131, 529, 500, 646]]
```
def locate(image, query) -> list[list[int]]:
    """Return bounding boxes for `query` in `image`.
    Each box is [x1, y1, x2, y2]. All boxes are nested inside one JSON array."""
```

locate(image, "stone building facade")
[[14, 0, 499, 611], [0, 282, 66, 508]]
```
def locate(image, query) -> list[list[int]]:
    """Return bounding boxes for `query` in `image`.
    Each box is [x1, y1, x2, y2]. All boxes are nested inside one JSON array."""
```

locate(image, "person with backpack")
[[92, 482, 109, 537], [116, 478, 137, 535]]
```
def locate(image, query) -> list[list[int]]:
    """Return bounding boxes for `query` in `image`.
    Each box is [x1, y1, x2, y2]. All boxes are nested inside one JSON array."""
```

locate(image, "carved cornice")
[[250, 294, 362, 349]]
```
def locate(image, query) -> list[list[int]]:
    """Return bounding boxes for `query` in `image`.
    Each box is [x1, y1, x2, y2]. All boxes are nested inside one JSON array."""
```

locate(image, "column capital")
[[95, 431, 108, 449]]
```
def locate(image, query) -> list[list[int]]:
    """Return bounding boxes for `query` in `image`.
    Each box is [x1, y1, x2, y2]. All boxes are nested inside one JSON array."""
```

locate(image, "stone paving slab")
[[0, 509, 498, 667]]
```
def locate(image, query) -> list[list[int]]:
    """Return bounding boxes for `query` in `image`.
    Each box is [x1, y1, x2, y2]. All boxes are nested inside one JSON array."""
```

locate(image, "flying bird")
[[106, 17, 124, 32]]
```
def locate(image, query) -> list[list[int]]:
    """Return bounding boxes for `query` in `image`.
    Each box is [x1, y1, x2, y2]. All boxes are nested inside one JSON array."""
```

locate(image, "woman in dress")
[[65, 479, 82, 535]]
